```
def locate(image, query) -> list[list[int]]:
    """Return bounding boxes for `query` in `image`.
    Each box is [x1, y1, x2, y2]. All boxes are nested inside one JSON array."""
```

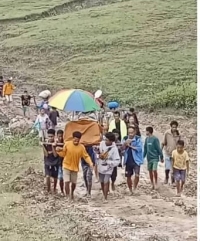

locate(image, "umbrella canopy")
[[49, 89, 101, 112]]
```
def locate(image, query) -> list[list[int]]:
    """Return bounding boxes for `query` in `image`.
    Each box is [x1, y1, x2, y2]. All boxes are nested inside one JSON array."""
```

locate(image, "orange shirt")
[[3, 83, 15, 96], [57, 141, 93, 172]]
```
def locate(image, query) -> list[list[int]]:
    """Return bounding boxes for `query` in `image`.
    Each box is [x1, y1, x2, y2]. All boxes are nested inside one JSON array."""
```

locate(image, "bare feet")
[[111, 183, 115, 191]]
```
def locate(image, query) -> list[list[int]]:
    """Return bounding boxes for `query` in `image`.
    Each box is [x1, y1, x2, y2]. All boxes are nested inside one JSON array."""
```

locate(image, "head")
[[40, 108, 45, 115], [24, 90, 28, 95], [170, 121, 178, 133], [112, 129, 120, 141], [7, 79, 11, 83], [105, 132, 116, 146], [102, 122, 108, 134], [57, 129, 64, 142], [127, 126, 137, 139], [52, 107, 56, 111], [146, 126, 153, 136], [72, 131, 82, 145], [113, 111, 120, 122], [0, 76, 3, 81], [47, 129, 55, 143], [129, 116, 135, 124], [128, 108, 135, 115], [176, 140, 184, 153]]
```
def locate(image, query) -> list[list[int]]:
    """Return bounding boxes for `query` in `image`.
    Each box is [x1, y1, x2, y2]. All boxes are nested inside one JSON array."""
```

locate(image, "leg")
[[152, 161, 158, 189], [133, 163, 140, 190], [70, 171, 78, 200], [53, 178, 58, 193], [99, 173, 105, 195], [173, 169, 181, 196], [111, 167, 117, 191], [148, 161, 154, 189], [180, 170, 186, 193], [164, 157, 171, 184], [58, 166, 64, 193], [63, 169, 71, 197], [82, 165, 88, 195], [46, 176, 51, 193], [86, 167, 93, 196], [52, 166, 59, 193], [60, 179, 64, 193], [125, 165, 134, 194], [103, 175, 111, 201], [94, 164, 99, 182]]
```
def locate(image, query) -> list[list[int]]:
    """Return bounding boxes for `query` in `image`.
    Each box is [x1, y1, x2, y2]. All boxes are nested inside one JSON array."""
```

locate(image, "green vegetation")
[[0, 0, 196, 111]]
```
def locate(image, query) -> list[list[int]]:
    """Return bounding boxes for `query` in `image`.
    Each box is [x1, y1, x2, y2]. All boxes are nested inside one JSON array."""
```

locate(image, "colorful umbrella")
[[48, 89, 101, 112]]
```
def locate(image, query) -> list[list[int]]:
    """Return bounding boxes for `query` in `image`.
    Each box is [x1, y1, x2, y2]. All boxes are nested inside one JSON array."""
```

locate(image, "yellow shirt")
[[172, 150, 189, 170], [57, 141, 93, 172], [3, 83, 15, 96]]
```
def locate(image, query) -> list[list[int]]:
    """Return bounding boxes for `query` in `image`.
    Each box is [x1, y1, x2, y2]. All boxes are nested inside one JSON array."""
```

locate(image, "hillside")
[[0, 0, 197, 110]]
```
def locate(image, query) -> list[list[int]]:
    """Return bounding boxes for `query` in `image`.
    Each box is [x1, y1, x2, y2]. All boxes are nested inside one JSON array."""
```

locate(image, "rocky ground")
[[0, 94, 197, 241]]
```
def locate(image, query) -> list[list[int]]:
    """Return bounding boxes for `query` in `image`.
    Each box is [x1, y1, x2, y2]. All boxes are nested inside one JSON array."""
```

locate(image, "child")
[[111, 129, 122, 191], [98, 132, 120, 202], [143, 127, 164, 190], [42, 129, 59, 193], [81, 145, 96, 198], [3, 78, 15, 103], [56, 130, 64, 194], [172, 140, 190, 197]]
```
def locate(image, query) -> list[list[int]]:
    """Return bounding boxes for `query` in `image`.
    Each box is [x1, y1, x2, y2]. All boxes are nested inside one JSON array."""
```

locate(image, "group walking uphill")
[[39, 104, 190, 201]]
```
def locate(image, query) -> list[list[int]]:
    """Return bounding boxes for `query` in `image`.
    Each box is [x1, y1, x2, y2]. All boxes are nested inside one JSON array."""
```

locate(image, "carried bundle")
[[64, 119, 103, 146], [39, 90, 51, 99]]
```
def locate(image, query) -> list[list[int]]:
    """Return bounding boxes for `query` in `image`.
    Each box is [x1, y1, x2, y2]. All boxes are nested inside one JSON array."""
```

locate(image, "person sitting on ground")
[[41, 129, 59, 194], [21, 90, 32, 118], [172, 140, 190, 197], [143, 127, 164, 190], [123, 108, 139, 126], [98, 132, 120, 202], [3, 78, 15, 103], [108, 111, 127, 141], [56, 131, 93, 200], [49, 107, 60, 130], [81, 145, 96, 198], [34, 108, 50, 142], [122, 126, 143, 195]]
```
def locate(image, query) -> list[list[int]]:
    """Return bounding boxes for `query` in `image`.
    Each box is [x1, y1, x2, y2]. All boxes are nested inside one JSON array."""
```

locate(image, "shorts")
[[22, 106, 30, 117], [99, 173, 111, 184], [63, 168, 78, 184], [45, 165, 59, 178], [5, 95, 13, 102], [58, 166, 63, 180], [82, 165, 93, 185], [165, 156, 172, 170], [125, 161, 140, 177], [147, 160, 158, 171], [111, 167, 117, 182], [39, 130, 48, 141], [173, 168, 186, 182]]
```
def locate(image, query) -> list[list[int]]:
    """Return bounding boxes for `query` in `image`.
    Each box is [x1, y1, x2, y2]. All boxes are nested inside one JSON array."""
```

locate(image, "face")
[[48, 134, 55, 143], [114, 113, 120, 122], [129, 116, 135, 124], [177, 144, 184, 153], [146, 130, 150, 136], [171, 124, 178, 133], [40, 108, 45, 115], [114, 132, 119, 140], [128, 128, 136, 139], [73, 137, 80, 145], [105, 138, 112, 146], [57, 133, 63, 142]]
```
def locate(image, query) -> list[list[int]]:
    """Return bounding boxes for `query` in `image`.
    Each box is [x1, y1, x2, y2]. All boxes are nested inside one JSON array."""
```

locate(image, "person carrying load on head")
[[108, 111, 127, 141]]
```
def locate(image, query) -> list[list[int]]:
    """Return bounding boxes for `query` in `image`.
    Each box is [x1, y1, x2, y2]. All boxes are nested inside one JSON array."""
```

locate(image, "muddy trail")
[[0, 93, 197, 241]]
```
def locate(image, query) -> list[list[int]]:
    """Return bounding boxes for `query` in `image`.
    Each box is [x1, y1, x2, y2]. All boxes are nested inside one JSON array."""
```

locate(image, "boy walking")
[[21, 90, 32, 118], [56, 131, 93, 200], [56, 130, 64, 194], [144, 127, 164, 190], [98, 132, 120, 202], [172, 140, 190, 197], [42, 129, 59, 193], [3, 78, 15, 103], [81, 146, 96, 198], [122, 126, 143, 195]]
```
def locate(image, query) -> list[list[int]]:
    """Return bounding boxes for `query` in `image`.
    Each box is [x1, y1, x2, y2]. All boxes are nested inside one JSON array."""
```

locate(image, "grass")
[[0, 0, 196, 111]]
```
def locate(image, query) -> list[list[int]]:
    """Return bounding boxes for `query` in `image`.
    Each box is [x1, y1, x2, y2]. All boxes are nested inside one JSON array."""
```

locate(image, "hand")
[[160, 159, 164, 163], [56, 147, 63, 152], [40, 142, 44, 147], [52, 143, 56, 147]]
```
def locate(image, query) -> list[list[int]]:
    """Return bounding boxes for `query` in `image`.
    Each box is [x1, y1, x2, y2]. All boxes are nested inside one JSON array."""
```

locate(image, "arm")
[[42, 145, 48, 157], [185, 152, 190, 174], [155, 138, 163, 160], [143, 138, 147, 158], [106, 147, 120, 167], [52, 144, 58, 157], [3, 84, 6, 96], [81, 147, 93, 167], [56, 143, 67, 158], [129, 138, 142, 152], [162, 133, 167, 149]]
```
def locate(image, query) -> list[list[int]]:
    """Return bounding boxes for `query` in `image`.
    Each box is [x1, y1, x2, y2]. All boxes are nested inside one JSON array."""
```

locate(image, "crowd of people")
[[41, 108, 190, 202]]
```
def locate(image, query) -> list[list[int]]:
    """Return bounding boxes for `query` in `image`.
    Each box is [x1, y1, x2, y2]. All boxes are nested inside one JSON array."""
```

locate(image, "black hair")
[[47, 129, 56, 135], [174, 130, 180, 135], [129, 108, 135, 112], [57, 129, 64, 135], [146, 126, 153, 134], [128, 125, 136, 131], [177, 140, 184, 146], [0, 76, 3, 80], [73, 131, 82, 139], [105, 132, 116, 142], [24, 90, 28, 93], [170, 120, 178, 127], [114, 111, 120, 116], [112, 128, 120, 134]]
